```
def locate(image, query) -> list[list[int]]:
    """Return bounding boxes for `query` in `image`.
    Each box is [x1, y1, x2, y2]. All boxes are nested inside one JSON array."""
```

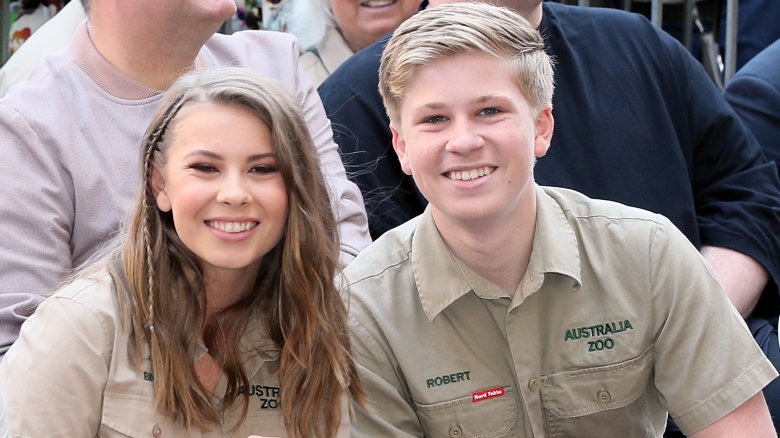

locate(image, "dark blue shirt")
[[725, 38, 780, 168]]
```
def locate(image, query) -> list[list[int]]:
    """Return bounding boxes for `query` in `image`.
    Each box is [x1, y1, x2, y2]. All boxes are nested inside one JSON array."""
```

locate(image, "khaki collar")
[[212, 309, 280, 399], [192, 310, 279, 365], [238, 311, 281, 362], [317, 26, 355, 75], [413, 185, 582, 321]]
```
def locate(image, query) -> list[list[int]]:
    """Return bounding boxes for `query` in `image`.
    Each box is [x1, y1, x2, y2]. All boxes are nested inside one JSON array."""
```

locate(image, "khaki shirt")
[[343, 185, 777, 437], [299, 27, 354, 87], [0, 271, 350, 437]]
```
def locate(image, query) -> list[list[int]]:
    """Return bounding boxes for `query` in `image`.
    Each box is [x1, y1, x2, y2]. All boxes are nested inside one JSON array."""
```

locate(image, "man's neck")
[[434, 202, 537, 295], [87, 22, 209, 91]]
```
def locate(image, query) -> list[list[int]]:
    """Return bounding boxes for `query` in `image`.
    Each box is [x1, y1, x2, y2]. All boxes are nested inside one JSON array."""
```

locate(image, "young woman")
[[0, 67, 362, 437]]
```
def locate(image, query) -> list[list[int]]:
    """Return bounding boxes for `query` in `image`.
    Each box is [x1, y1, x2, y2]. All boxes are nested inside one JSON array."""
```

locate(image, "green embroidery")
[[564, 319, 633, 341], [426, 371, 471, 388]]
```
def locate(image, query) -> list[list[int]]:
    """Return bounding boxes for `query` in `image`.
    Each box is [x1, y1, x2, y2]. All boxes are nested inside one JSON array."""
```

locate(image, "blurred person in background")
[[285, 0, 420, 86], [8, 0, 58, 55], [0, 0, 84, 96]]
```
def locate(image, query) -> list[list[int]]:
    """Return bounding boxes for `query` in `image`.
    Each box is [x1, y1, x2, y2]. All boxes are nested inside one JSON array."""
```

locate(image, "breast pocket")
[[100, 391, 185, 437], [540, 347, 656, 438], [414, 386, 517, 438]]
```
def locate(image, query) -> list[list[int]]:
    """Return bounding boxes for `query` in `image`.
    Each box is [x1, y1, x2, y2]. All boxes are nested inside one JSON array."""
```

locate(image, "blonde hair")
[[379, 2, 554, 122], [110, 67, 363, 436]]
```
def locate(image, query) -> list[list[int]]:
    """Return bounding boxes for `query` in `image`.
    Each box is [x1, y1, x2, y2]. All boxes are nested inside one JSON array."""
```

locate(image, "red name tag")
[[472, 386, 505, 403]]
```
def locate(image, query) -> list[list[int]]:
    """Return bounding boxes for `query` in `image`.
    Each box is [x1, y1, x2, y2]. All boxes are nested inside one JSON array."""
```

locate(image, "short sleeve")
[[345, 292, 423, 437], [648, 217, 778, 434]]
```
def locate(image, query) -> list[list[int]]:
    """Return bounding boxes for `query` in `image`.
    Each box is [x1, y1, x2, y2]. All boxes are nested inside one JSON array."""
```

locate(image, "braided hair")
[[109, 67, 363, 435]]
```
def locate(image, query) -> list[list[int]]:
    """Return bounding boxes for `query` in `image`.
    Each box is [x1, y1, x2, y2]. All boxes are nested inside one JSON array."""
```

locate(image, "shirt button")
[[449, 423, 463, 437], [152, 424, 163, 437], [598, 389, 611, 403], [528, 378, 540, 391]]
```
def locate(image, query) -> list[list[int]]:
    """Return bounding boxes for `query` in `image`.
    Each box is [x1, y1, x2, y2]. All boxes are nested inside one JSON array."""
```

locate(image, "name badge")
[[472, 386, 505, 403]]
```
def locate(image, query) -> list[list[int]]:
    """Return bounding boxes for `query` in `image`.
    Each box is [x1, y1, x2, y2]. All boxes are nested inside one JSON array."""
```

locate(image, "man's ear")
[[390, 122, 412, 175], [150, 165, 171, 212], [534, 105, 554, 158]]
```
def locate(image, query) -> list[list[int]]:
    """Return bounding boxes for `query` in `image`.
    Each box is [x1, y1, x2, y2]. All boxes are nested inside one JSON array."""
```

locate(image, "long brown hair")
[[110, 67, 363, 435]]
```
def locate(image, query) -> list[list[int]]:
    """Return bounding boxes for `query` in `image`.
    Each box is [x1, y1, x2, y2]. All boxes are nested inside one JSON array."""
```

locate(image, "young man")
[[0, 0, 370, 357], [343, 3, 778, 437]]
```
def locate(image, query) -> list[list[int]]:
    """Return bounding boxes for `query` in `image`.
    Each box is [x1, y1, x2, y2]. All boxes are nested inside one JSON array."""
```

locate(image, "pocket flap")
[[415, 386, 517, 437], [101, 391, 180, 436], [541, 347, 653, 418]]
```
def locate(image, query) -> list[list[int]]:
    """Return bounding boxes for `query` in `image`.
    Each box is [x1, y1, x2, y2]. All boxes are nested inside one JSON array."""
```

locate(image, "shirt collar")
[[193, 310, 279, 364], [413, 185, 581, 321], [316, 26, 355, 75], [518, 185, 582, 304], [69, 21, 207, 100], [239, 311, 280, 363], [206, 311, 279, 400], [411, 207, 472, 321]]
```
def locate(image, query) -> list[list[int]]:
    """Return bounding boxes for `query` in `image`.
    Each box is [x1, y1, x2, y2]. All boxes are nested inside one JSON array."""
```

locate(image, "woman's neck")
[[203, 265, 259, 321]]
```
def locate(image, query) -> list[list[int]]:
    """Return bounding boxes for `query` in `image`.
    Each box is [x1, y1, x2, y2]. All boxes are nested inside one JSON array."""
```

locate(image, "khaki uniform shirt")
[[343, 185, 777, 437], [0, 270, 350, 437]]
